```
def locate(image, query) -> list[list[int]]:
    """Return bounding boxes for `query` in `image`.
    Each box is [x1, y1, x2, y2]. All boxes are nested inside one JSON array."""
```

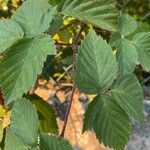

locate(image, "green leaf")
[[110, 32, 121, 48], [5, 128, 30, 150], [83, 94, 131, 150], [26, 94, 58, 134], [49, 16, 63, 36], [0, 124, 3, 143], [40, 133, 73, 150], [12, 0, 56, 37], [116, 37, 138, 75], [119, 13, 137, 37], [110, 14, 139, 74], [49, 0, 62, 6], [74, 30, 117, 94], [10, 98, 38, 146], [0, 20, 24, 54], [0, 35, 56, 104], [132, 32, 150, 71], [111, 75, 144, 122], [59, 0, 119, 31], [110, 31, 138, 75]]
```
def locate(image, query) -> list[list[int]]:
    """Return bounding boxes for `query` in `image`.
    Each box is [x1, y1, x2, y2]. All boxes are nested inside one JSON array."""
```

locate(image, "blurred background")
[[0, 0, 150, 150]]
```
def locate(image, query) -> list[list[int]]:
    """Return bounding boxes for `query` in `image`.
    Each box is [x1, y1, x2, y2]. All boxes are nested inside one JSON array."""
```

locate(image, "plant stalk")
[[0, 90, 4, 106], [59, 23, 86, 137]]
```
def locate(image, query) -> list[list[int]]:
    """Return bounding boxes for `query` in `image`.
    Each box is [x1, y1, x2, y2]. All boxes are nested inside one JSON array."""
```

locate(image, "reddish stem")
[[59, 86, 76, 137], [59, 23, 86, 137], [0, 90, 4, 106]]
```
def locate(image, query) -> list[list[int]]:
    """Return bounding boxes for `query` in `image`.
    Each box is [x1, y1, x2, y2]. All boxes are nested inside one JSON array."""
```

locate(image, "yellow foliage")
[[0, 106, 11, 128], [87, 94, 97, 101]]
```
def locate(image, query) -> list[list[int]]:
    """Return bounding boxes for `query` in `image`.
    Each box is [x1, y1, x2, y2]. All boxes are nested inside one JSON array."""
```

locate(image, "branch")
[[72, 23, 86, 70], [0, 90, 4, 106], [59, 23, 86, 137]]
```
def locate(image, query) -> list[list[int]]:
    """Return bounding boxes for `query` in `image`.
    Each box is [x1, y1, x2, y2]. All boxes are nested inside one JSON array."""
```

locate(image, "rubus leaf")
[[119, 13, 137, 37], [132, 32, 150, 71], [5, 128, 30, 150], [83, 94, 131, 150], [26, 94, 58, 134], [110, 13, 139, 75], [0, 20, 24, 54], [59, 0, 119, 31], [111, 75, 144, 122], [115, 37, 138, 75], [0, 35, 56, 104], [40, 133, 73, 150], [10, 98, 38, 146], [74, 30, 117, 94], [12, 0, 56, 37]]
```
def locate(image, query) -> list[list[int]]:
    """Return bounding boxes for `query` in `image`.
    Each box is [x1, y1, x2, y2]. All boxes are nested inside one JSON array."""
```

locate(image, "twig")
[[55, 42, 72, 48], [56, 65, 73, 82], [60, 23, 86, 137], [59, 86, 75, 137], [116, 0, 131, 11], [141, 75, 150, 85], [61, 83, 74, 87], [72, 23, 86, 70], [0, 90, 4, 106]]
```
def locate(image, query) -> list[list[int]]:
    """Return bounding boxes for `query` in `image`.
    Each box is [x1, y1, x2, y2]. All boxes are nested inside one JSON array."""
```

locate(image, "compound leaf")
[[10, 98, 38, 146], [40, 133, 72, 150], [83, 94, 131, 150], [132, 32, 150, 71], [12, 0, 56, 37], [74, 30, 117, 94], [59, 0, 119, 31], [111, 75, 144, 122], [0, 35, 56, 104], [0, 20, 24, 54]]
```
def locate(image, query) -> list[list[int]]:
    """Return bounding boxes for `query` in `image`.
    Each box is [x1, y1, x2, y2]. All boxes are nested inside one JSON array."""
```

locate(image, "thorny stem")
[[60, 23, 86, 137]]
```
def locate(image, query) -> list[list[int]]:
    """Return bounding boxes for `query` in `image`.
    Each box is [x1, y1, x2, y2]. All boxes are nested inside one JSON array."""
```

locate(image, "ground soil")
[[35, 79, 110, 150]]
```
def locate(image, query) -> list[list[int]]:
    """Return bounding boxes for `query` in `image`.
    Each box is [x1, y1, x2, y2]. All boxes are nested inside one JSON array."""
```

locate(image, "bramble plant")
[[0, 0, 150, 150]]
